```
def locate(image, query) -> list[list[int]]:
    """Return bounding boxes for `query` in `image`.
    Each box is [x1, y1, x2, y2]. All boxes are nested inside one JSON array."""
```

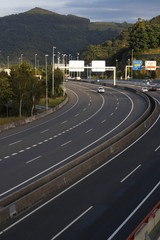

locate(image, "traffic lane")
[[0, 82, 146, 157], [59, 114, 160, 240], [0, 87, 148, 196], [0, 86, 81, 145], [0, 87, 106, 162], [0, 88, 132, 195], [0, 101, 125, 196], [0, 84, 103, 157], [0, 90, 105, 195], [0, 84, 144, 160], [0, 86, 78, 140], [1, 114, 160, 240]]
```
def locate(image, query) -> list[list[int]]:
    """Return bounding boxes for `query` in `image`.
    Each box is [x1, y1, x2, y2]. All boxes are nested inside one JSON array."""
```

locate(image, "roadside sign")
[[69, 60, 84, 72], [145, 61, 156, 71], [133, 60, 142, 70], [92, 60, 105, 72]]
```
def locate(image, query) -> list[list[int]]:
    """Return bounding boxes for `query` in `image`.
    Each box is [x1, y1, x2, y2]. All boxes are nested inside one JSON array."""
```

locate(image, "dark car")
[[149, 87, 157, 91]]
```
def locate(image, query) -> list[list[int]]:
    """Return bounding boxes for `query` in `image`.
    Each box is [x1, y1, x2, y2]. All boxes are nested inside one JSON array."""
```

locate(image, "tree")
[[54, 68, 64, 97], [0, 72, 13, 117], [9, 62, 41, 117], [41, 66, 64, 98], [26, 76, 42, 116]]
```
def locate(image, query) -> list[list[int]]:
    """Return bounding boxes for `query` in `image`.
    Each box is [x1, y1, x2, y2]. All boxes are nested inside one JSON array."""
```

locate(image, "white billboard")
[[145, 61, 156, 71], [69, 60, 84, 72], [92, 61, 106, 72]]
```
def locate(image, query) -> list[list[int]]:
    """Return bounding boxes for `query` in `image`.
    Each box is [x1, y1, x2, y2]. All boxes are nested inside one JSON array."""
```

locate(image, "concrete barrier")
[[0, 90, 159, 226]]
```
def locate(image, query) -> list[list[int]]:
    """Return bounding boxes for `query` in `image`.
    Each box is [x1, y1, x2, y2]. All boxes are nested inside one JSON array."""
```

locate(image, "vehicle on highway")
[[97, 86, 105, 93], [141, 87, 148, 92], [148, 86, 157, 91]]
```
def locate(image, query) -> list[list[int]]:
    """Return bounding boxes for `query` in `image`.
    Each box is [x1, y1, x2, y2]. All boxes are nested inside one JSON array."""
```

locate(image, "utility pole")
[[45, 54, 49, 110], [52, 46, 56, 95]]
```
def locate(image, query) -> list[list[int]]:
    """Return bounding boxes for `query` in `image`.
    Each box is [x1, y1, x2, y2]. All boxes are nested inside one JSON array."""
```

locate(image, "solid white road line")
[[9, 140, 22, 146], [85, 129, 93, 134], [40, 129, 49, 134], [107, 181, 160, 240], [120, 165, 141, 183], [50, 206, 93, 240], [61, 120, 67, 125], [101, 119, 106, 123], [61, 140, 72, 147], [155, 145, 160, 152], [26, 155, 41, 164]]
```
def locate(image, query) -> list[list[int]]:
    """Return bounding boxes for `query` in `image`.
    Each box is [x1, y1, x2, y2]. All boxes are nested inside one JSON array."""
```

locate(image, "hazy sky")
[[0, 0, 160, 23]]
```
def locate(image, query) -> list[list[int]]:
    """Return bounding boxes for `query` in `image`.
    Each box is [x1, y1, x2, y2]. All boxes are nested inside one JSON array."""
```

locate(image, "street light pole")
[[116, 59, 118, 79], [35, 54, 37, 75], [77, 52, 79, 78], [7, 56, 9, 69], [45, 54, 49, 110], [128, 59, 130, 79], [62, 54, 66, 96], [57, 52, 60, 66], [21, 54, 23, 64], [52, 46, 56, 95], [131, 49, 134, 79]]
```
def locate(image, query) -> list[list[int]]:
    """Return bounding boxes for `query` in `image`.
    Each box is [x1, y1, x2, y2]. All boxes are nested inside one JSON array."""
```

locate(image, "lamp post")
[[20, 54, 23, 64], [131, 49, 134, 79], [128, 59, 130, 79], [116, 59, 118, 68], [62, 54, 66, 96], [77, 52, 79, 78], [35, 54, 37, 75], [116, 59, 118, 79], [7, 56, 9, 69], [57, 52, 60, 66], [69, 54, 71, 78], [45, 54, 49, 110], [52, 46, 56, 95]]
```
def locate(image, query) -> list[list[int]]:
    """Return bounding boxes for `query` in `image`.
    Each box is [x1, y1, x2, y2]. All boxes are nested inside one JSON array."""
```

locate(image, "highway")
[[0, 81, 147, 198], [0, 81, 159, 239]]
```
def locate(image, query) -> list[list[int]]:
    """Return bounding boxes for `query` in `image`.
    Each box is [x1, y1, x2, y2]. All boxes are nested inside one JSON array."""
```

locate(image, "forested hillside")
[[0, 7, 131, 65], [81, 16, 160, 78]]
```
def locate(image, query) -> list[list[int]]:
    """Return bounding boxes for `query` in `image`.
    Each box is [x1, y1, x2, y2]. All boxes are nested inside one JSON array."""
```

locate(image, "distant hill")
[[150, 15, 160, 24], [0, 7, 132, 65]]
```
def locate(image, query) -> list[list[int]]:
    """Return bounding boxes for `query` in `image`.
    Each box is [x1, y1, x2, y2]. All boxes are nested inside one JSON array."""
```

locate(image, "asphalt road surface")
[[1, 81, 159, 240]]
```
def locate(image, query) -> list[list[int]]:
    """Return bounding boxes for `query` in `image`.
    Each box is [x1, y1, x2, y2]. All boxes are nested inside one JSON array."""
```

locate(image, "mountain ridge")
[[0, 7, 132, 65]]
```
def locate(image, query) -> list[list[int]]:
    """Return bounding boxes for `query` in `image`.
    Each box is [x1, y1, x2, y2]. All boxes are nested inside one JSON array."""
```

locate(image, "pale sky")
[[0, 0, 160, 23]]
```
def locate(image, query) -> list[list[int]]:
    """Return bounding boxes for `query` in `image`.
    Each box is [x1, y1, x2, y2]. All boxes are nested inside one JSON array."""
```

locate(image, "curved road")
[[0, 81, 154, 240], [0, 81, 147, 198]]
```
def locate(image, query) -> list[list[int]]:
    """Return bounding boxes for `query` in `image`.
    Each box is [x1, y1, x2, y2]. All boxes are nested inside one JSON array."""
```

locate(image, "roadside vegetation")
[[0, 63, 64, 123], [82, 16, 160, 79]]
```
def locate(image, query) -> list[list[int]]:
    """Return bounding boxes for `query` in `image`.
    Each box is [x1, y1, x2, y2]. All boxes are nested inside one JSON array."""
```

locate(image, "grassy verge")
[[39, 96, 66, 108], [0, 117, 26, 126], [0, 96, 66, 126]]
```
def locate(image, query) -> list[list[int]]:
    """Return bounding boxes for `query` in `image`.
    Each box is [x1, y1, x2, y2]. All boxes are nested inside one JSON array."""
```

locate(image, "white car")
[[142, 87, 148, 92], [97, 86, 105, 93]]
